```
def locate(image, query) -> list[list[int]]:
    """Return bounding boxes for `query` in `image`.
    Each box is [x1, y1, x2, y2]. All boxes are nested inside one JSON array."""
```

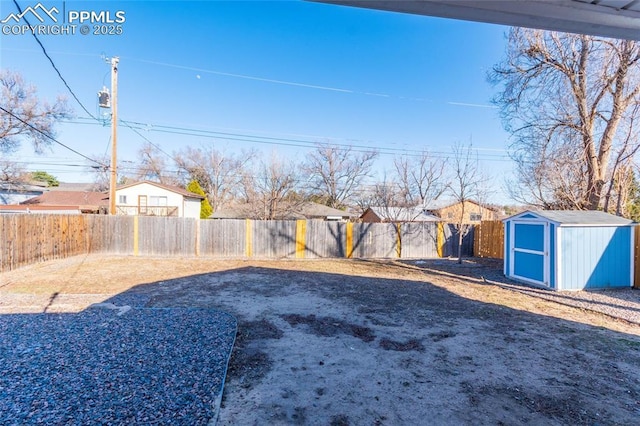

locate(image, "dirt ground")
[[1, 254, 640, 425]]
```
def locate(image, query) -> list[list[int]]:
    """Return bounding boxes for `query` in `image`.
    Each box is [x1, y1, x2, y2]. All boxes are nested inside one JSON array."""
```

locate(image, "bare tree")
[[490, 29, 640, 211], [394, 151, 447, 207], [134, 143, 176, 185], [449, 143, 489, 264], [86, 154, 110, 191], [0, 160, 26, 183], [242, 153, 304, 220], [304, 144, 378, 209], [175, 146, 253, 212], [0, 69, 71, 155]]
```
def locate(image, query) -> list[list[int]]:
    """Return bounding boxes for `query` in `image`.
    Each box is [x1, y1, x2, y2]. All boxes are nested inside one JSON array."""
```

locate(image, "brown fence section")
[[0, 214, 484, 272], [473, 220, 504, 259], [0, 214, 89, 271]]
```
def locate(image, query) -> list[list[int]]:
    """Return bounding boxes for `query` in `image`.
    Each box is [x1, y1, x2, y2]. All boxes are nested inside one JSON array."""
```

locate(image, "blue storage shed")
[[503, 210, 634, 291]]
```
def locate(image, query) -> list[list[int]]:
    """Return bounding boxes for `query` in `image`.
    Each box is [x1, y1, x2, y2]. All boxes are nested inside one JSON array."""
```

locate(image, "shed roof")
[[507, 210, 633, 226]]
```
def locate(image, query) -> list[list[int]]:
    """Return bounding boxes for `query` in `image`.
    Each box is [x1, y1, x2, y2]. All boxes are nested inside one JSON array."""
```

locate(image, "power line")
[[0, 105, 104, 166], [118, 119, 175, 160], [62, 117, 511, 162], [12, 0, 98, 121]]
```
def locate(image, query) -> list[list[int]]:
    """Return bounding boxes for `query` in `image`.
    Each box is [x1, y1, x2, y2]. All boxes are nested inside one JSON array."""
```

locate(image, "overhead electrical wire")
[[11, 0, 99, 121], [0, 106, 105, 166], [62, 117, 511, 162], [118, 119, 175, 160]]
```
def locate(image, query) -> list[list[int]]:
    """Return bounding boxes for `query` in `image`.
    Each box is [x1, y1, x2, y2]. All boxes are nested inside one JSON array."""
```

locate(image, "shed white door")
[[510, 221, 549, 286]]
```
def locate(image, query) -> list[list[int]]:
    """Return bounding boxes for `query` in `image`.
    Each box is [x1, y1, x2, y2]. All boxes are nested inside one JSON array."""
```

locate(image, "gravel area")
[[0, 303, 237, 425], [412, 258, 640, 325], [489, 281, 640, 325]]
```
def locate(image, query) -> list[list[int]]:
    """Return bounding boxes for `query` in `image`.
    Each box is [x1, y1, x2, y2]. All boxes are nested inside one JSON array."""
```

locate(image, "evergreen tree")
[[31, 171, 59, 187], [187, 180, 213, 219]]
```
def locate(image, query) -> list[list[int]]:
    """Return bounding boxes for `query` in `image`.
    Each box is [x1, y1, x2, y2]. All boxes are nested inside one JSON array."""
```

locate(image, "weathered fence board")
[[86, 215, 134, 255], [305, 220, 347, 258], [251, 220, 296, 258], [138, 216, 197, 256], [352, 222, 397, 258], [400, 222, 439, 259], [200, 219, 246, 257]]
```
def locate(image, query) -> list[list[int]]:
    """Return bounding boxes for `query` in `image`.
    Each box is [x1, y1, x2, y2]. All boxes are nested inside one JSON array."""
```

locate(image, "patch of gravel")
[[409, 258, 640, 325], [0, 306, 237, 425], [492, 281, 640, 325]]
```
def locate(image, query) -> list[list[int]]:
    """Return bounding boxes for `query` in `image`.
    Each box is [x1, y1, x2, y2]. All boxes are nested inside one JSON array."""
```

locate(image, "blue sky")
[[0, 0, 514, 202]]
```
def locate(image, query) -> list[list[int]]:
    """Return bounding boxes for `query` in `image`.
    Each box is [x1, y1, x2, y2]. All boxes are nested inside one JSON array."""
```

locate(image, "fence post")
[[296, 219, 306, 259], [133, 215, 139, 256], [346, 222, 353, 258], [436, 222, 445, 258], [245, 219, 252, 257]]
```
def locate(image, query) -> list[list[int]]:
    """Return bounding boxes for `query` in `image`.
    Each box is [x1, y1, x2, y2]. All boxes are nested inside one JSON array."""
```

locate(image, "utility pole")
[[109, 57, 119, 215]]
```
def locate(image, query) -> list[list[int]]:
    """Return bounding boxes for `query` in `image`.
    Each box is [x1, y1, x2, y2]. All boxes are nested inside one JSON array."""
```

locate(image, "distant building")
[[115, 181, 204, 219], [360, 206, 441, 223], [0, 181, 48, 205], [20, 191, 108, 214], [425, 200, 498, 224]]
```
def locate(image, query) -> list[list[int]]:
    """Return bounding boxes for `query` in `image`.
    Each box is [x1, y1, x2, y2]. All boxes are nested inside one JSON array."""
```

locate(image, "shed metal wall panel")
[[559, 226, 632, 290], [549, 224, 556, 289]]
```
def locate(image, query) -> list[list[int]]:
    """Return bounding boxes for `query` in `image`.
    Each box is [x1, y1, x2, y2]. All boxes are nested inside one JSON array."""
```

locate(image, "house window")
[[470, 213, 482, 221], [149, 196, 168, 206], [447, 212, 453, 219], [118, 195, 127, 204]]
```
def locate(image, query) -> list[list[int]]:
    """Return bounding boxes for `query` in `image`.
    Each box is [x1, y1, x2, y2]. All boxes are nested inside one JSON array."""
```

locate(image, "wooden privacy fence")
[[474, 220, 504, 259], [0, 214, 90, 272], [0, 215, 478, 272]]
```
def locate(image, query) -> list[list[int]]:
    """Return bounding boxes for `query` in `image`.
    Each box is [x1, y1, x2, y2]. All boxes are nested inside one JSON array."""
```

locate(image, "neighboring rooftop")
[[363, 206, 441, 222], [21, 191, 108, 208], [51, 182, 102, 192], [117, 181, 205, 200]]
